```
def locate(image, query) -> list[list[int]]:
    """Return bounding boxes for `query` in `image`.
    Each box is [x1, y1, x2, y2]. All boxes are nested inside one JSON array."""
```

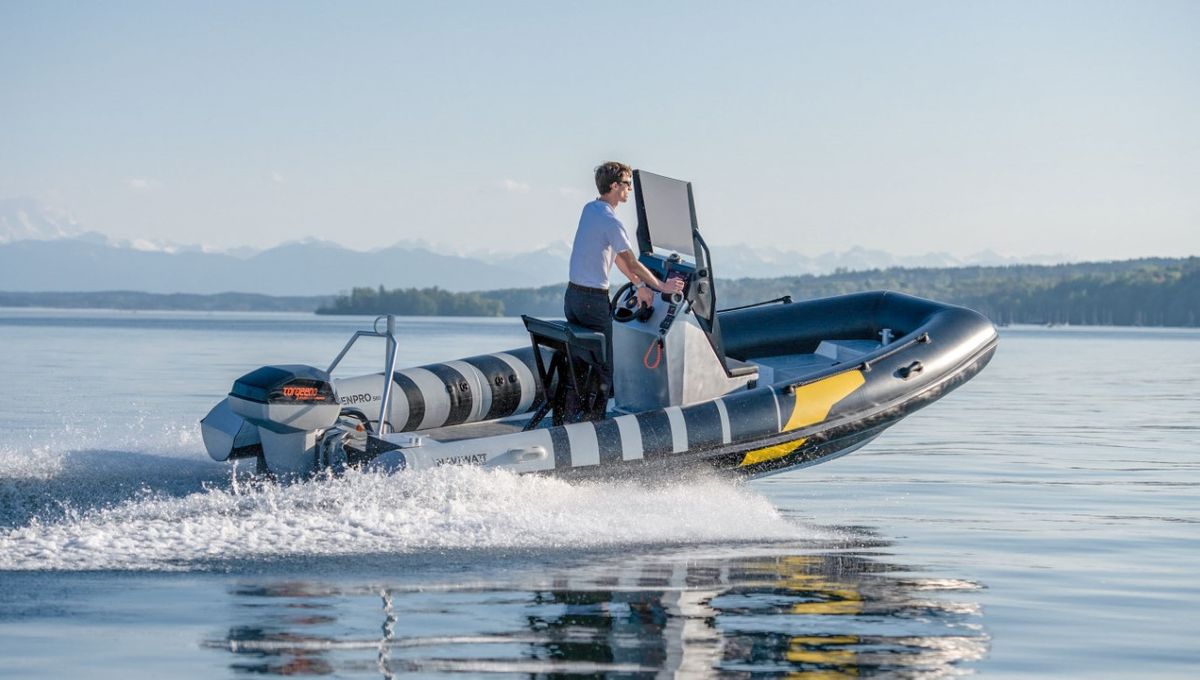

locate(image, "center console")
[[610, 171, 758, 413]]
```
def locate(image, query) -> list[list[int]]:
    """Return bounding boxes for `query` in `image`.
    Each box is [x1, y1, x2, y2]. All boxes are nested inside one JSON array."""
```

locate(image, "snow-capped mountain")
[[0, 198, 83, 243], [0, 197, 1068, 295]]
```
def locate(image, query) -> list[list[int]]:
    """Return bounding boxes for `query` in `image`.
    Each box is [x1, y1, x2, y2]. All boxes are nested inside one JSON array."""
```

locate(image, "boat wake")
[[0, 426, 810, 572]]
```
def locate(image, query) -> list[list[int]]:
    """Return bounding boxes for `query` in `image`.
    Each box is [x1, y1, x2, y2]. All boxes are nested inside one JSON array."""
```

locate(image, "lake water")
[[0, 310, 1197, 678]]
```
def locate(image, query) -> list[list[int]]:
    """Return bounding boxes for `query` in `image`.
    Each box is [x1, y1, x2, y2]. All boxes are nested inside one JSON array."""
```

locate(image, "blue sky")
[[2, 1, 1197, 259]]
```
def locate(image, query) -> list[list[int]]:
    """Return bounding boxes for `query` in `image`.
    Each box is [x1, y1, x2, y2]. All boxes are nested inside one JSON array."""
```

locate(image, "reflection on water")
[[206, 533, 988, 677]]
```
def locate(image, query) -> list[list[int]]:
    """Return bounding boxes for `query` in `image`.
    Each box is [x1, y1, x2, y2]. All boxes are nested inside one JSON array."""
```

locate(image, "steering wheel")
[[611, 282, 655, 322], [610, 282, 634, 313]]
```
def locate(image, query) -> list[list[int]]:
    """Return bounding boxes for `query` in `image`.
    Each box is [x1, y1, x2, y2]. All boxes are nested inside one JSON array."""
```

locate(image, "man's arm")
[[615, 250, 685, 306]]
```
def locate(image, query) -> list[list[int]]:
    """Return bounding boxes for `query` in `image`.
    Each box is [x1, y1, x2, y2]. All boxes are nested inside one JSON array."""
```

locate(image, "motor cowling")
[[228, 364, 340, 433], [224, 365, 341, 477]]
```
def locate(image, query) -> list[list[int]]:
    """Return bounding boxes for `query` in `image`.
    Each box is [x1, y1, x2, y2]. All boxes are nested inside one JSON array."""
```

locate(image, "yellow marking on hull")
[[784, 370, 866, 432], [741, 438, 807, 467], [740, 370, 866, 467]]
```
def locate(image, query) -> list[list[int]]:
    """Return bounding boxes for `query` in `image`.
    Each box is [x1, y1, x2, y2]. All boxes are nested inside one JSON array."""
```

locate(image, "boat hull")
[[358, 291, 998, 481]]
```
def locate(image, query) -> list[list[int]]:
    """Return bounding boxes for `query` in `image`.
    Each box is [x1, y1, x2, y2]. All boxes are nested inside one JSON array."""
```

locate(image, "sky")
[[1, 1, 1197, 260]]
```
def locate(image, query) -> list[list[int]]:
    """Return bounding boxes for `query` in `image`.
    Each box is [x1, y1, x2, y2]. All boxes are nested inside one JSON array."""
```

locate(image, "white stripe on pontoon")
[[665, 406, 688, 453], [383, 373, 410, 431], [714, 398, 732, 445], [769, 389, 781, 432], [616, 414, 643, 460], [565, 422, 600, 467]]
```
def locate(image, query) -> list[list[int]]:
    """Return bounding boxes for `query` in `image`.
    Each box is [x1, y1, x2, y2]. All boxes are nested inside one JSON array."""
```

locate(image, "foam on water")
[[0, 417, 231, 529], [0, 429, 809, 572]]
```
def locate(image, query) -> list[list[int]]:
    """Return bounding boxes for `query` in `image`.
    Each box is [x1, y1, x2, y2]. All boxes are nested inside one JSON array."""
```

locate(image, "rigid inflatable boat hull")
[[354, 292, 998, 481], [202, 291, 997, 481]]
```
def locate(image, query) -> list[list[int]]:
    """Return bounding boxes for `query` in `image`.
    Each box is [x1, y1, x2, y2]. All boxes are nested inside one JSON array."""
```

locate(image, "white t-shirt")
[[568, 199, 633, 289]]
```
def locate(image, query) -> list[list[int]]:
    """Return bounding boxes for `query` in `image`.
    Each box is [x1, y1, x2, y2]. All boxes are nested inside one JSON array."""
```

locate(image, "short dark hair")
[[594, 161, 632, 195]]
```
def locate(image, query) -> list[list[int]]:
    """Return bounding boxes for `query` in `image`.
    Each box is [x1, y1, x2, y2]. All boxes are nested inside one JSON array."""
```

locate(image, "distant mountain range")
[[0, 197, 84, 243], [1, 196, 1068, 295]]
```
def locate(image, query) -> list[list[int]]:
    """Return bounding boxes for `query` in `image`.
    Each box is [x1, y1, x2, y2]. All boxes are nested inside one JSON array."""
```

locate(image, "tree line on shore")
[[316, 285, 503, 316], [315, 257, 1200, 327]]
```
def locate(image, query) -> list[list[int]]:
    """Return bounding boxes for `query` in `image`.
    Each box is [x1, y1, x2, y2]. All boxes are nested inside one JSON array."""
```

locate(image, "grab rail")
[[856, 331, 931, 374], [327, 315, 400, 434], [782, 331, 931, 394], [717, 295, 793, 314]]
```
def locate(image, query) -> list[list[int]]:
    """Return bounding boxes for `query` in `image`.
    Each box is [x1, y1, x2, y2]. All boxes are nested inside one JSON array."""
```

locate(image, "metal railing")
[[327, 315, 399, 434]]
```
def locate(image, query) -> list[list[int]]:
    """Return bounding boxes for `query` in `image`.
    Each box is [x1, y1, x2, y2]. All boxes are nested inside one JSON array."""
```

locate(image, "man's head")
[[595, 161, 633, 202]]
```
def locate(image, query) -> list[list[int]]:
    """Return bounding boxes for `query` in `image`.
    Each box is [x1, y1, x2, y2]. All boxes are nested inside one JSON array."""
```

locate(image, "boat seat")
[[723, 355, 759, 379], [520, 316, 608, 428], [521, 316, 607, 367]]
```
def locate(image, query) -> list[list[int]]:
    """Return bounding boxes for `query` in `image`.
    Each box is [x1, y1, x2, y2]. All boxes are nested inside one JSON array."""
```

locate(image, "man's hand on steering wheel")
[[635, 284, 656, 308]]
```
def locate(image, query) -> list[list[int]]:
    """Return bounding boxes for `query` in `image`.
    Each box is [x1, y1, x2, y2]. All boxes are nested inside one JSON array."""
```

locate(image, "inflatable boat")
[[201, 171, 997, 480]]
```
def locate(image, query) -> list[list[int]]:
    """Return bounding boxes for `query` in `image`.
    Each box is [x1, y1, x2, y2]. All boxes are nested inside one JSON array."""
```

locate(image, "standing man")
[[565, 161, 684, 394]]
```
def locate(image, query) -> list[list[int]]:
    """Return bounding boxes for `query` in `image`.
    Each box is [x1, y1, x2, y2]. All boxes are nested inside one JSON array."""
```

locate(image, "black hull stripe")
[[391, 372, 425, 432], [594, 419, 623, 465], [635, 410, 674, 457], [682, 401, 723, 453], [493, 351, 538, 413], [550, 426, 572, 469], [445, 360, 490, 422], [726, 389, 783, 443], [425, 363, 473, 427], [464, 353, 524, 420]]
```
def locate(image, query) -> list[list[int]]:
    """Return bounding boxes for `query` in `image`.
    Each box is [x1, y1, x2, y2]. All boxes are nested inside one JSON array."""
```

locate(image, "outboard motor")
[[201, 315, 548, 478], [202, 364, 340, 477]]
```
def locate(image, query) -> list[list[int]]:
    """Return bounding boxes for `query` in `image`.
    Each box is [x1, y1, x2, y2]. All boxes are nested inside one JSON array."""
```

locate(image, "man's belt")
[[567, 282, 608, 294]]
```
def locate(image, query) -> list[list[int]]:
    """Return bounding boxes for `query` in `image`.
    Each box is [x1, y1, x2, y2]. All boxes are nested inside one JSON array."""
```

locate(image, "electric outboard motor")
[[206, 364, 340, 477], [228, 365, 339, 423], [199, 313, 549, 477]]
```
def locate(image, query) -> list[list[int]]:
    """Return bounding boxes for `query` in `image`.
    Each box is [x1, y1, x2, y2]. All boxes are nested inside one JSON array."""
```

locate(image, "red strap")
[[643, 338, 663, 369]]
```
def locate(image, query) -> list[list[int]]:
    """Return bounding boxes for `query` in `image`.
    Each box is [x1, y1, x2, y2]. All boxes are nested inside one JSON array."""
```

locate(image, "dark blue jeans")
[[564, 283, 613, 390]]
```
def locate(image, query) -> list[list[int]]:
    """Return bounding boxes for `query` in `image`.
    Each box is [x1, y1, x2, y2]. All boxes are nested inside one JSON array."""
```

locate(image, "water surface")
[[1, 310, 1196, 677]]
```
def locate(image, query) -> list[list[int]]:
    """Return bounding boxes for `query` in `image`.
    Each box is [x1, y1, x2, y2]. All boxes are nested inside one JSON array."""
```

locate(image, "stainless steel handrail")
[[326, 315, 399, 434], [378, 316, 398, 435]]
